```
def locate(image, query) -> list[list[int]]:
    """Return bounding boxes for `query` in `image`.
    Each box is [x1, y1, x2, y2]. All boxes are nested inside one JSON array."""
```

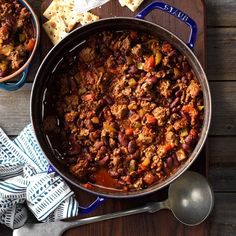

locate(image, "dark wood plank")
[[207, 28, 236, 81], [209, 82, 236, 136], [209, 193, 236, 236], [0, 225, 11, 236], [209, 137, 236, 192], [62, 211, 208, 236], [206, 0, 236, 27], [0, 84, 31, 136]]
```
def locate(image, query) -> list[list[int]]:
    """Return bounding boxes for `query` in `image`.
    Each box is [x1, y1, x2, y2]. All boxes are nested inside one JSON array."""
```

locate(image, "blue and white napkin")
[[0, 124, 79, 229]]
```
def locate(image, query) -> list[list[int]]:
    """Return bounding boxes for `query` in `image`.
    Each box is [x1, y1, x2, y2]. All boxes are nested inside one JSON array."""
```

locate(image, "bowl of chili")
[[31, 2, 211, 198], [0, 0, 40, 91]]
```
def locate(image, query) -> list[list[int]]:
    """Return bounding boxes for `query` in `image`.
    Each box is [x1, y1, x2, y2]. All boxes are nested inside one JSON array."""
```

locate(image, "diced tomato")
[[182, 105, 198, 125], [83, 183, 93, 190], [146, 115, 157, 125], [125, 128, 134, 136], [190, 128, 198, 138], [164, 143, 174, 153], [144, 55, 155, 71], [26, 38, 36, 51], [83, 93, 95, 101], [130, 31, 138, 39]]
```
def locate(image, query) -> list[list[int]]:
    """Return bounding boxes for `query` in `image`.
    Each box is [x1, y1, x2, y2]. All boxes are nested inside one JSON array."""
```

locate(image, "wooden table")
[[1, 0, 236, 235]]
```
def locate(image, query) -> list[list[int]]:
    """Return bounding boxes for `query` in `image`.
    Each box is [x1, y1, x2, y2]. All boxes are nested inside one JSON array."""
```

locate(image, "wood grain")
[[0, 84, 31, 135], [209, 193, 236, 236], [206, 0, 236, 27], [207, 28, 236, 81], [209, 137, 236, 192], [209, 82, 236, 136]]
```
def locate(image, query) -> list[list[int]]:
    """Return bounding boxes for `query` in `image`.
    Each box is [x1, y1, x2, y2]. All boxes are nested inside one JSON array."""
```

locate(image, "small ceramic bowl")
[[0, 0, 40, 91]]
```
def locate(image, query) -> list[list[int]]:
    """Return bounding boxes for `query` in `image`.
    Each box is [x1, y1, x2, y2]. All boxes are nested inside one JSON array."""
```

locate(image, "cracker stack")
[[43, 0, 99, 45], [119, 0, 144, 12], [43, 0, 145, 45]]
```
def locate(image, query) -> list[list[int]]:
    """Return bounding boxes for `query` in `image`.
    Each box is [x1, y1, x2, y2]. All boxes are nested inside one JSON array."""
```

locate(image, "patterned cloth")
[[0, 124, 79, 229]]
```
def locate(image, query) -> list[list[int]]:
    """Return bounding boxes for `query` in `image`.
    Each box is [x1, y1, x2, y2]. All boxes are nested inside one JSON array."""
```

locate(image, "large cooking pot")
[[31, 1, 212, 202]]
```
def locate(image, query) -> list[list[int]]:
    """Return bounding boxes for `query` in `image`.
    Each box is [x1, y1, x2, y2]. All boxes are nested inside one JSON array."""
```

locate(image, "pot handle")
[[0, 66, 29, 91], [136, 1, 197, 49], [48, 165, 106, 214], [79, 196, 106, 213]]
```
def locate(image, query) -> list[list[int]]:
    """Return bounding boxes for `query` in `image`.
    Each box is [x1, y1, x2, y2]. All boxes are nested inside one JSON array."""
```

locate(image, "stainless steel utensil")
[[13, 171, 214, 236]]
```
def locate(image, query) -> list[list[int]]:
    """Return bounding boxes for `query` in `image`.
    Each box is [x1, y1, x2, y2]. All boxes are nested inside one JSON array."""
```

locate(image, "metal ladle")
[[13, 171, 214, 236]]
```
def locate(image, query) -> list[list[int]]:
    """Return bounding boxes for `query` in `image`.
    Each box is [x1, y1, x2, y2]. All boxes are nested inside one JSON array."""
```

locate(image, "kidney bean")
[[118, 132, 129, 146], [182, 61, 190, 72], [117, 56, 125, 65], [128, 65, 138, 74], [186, 72, 193, 80], [131, 150, 140, 159], [85, 119, 94, 131], [185, 135, 193, 145], [114, 51, 120, 57], [180, 110, 191, 122], [100, 146, 107, 154], [166, 157, 173, 169], [102, 136, 109, 146], [104, 95, 114, 105], [170, 97, 180, 109], [109, 170, 119, 178], [146, 76, 157, 85], [99, 155, 109, 166], [94, 141, 104, 150], [182, 143, 191, 151], [110, 121, 119, 131], [171, 107, 178, 114], [163, 163, 170, 175], [172, 153, 180, 167], [181, 76, 188, 83], [5, 15, 15, 28], [128, 140, 137, 154], [0, 70, 6, 77], [178, 55, 184, 63], [141, 96, 152, 102], [175, 90, 182, 97], [101, 47, 112, 58]]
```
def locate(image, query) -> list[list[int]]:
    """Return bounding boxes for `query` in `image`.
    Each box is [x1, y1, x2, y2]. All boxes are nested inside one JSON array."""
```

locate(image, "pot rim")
[[31, 17, 212, 198]]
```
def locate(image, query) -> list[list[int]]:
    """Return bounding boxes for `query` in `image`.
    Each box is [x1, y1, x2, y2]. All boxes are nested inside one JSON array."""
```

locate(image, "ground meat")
[[152, 107, 170, 126], [110, 104, 128, 120], [44, 31, 204, 192], [173, 117, 189, 131], [159, 80, 171, 97], [186, 79, 201, 101], [79, 47, 96, 63]]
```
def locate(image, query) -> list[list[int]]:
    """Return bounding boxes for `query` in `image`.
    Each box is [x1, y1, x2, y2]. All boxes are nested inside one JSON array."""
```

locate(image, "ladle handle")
[[13, 201, 168, 236], [60, 201, 169, 235]]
